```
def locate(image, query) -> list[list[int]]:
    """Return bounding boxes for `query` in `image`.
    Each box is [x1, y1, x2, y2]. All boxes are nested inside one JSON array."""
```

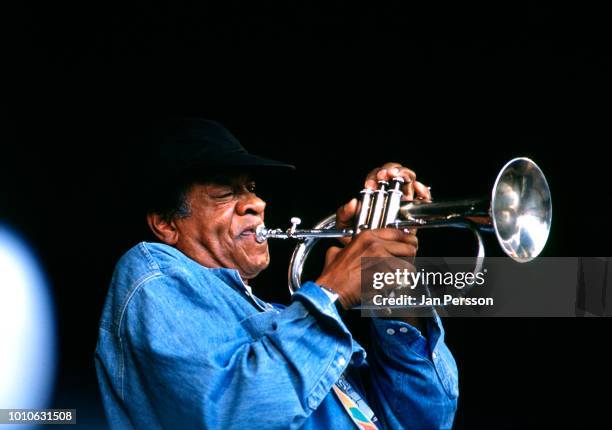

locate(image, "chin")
[[240, 255, 270, 280]]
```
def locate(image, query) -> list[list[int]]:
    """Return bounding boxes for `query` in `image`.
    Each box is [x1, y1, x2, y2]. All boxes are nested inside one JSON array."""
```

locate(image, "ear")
[[147, 213, 180, 245]]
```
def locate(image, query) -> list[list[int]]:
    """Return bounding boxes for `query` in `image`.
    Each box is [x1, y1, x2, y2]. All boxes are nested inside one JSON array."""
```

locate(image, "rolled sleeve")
[[290, 282, 355, 409], [292, 282, 343, 321]]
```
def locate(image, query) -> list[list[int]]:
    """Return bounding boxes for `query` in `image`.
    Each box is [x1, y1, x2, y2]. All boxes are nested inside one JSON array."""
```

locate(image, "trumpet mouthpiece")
[[255, 224, 268, 243]]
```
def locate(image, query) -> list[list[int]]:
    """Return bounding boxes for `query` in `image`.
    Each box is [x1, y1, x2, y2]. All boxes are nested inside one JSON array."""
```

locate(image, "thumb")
[[324, 246, 343, 267], [336, 198, 358, 229]]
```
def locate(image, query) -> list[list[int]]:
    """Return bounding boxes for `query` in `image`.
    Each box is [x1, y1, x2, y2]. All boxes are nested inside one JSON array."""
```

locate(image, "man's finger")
[[360, 228, 419, 245], [364, 162, 403, 189], [413, 181, 432, 201], [336, 198, 358, 228], [350, 229, 414, 255], [387, 166, 416, 184], [365, 164, 417, 197], [365, 168, 386, 190], [368, 240, 418, 258], [325, 246, 343, 266], [336, 198, 358, 245]]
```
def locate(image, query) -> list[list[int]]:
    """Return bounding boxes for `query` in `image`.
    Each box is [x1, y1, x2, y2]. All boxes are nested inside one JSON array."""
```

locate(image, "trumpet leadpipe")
[[255, 224, 353, 243]]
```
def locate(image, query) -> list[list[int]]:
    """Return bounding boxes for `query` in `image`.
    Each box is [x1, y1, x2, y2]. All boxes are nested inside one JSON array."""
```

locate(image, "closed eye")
[[215, 192, 234, 199]]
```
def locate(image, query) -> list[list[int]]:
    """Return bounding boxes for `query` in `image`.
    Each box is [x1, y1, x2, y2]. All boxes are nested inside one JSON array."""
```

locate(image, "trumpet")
[[256, 157, 552, 293]]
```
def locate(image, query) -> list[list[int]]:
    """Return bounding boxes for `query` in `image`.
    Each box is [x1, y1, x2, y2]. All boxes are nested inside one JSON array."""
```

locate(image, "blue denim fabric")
[[95, 242, 458, 429]]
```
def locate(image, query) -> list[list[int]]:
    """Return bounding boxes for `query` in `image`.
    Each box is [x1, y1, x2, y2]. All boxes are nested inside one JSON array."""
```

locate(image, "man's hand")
[[315, 228, 418, 309], [317, 162, 430, 313], [335, 162, 432, 246]]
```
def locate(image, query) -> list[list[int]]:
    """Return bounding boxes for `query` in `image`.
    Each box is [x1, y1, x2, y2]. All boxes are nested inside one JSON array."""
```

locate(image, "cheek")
[[208, 210, 237, 242], [191, 217, 235, 256]]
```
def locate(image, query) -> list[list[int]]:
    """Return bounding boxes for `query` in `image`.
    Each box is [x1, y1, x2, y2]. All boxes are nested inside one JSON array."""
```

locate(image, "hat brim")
[[207, 151, 295, 172]]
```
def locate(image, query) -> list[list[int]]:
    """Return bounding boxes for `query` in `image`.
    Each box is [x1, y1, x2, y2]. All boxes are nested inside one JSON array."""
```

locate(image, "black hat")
[[158, 118, 295, 176]]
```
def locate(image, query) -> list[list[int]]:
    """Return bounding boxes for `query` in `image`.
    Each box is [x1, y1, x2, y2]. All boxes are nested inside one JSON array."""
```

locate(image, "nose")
[[236, 192, 266, 217]]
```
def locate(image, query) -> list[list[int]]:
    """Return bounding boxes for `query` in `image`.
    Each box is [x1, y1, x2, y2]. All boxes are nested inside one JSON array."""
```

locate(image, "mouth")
[[239, 224, 262, 239]]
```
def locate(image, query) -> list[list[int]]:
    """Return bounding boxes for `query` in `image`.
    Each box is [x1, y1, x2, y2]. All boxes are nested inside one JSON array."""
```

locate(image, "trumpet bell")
[[492, 157, 552, 262]]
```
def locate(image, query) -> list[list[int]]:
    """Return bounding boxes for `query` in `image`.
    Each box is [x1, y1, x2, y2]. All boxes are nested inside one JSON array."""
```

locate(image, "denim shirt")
[[95, 242, 458, 429]]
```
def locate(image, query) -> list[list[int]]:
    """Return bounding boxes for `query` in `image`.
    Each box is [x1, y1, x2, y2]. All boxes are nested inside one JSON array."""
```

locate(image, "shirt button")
[[432, 351, 438, 360], [337, 356, 346, 366], [308, 397, 318, 409], [399, 327, 408, 333], [386, 328, 395, 335]]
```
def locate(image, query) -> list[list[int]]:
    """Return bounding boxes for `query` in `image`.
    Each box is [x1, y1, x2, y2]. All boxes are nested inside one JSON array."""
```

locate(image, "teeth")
[[240, 225, 261, 237]]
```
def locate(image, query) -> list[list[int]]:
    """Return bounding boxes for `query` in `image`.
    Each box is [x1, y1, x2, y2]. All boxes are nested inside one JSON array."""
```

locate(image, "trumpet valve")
[[354, 188, 374, 234], [289, 217, 302, 236], [383, 177, 405, 226], [369, 180, 389, 229]]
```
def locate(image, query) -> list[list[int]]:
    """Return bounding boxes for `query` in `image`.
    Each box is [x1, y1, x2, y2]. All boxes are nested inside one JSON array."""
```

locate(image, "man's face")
[[173, 172, 270, 281]]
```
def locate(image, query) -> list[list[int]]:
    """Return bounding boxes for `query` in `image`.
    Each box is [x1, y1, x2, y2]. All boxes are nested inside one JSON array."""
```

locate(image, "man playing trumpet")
[[95, 118, 458, 429]]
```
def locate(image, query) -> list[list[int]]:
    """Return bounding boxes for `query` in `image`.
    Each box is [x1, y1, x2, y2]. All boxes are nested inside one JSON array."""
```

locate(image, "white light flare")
[[0, 226, 56, 411]]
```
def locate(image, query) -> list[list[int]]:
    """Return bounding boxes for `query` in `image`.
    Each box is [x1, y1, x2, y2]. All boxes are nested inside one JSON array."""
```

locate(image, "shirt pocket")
[[239, 310, 280, 341], [433, 343, 460, 399]]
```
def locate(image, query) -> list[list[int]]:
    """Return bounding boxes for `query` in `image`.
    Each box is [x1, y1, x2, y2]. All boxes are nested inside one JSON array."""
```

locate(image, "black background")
[[2, 2, 611, 428]]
